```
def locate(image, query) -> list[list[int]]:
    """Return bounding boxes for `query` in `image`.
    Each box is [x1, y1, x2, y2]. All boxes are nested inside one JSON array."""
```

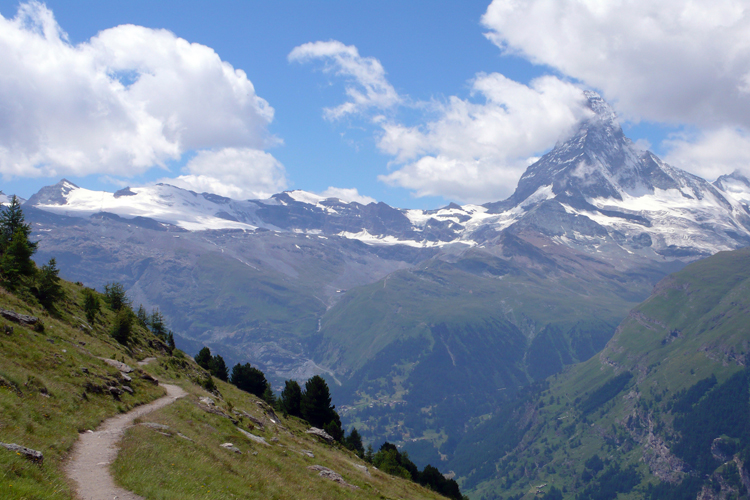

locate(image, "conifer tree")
[[209, 354, 229, 381], [280, 380, 302, 417], [34, 257, 64, 308], [300, 375, 338, 430], [82, 288, 101, 324], [195, 347, 212, 369]]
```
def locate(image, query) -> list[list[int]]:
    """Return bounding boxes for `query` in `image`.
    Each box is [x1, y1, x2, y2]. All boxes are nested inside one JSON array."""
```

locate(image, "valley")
[[10, 91, 750, 498]]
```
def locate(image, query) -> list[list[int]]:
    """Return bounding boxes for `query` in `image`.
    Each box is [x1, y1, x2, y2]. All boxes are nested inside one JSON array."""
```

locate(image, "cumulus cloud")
[[319, 186, 376, 204], [663, 128, 750, 181], [378, 74, 590, 202], [481, 0, 750, 128], [0, 1, 281, 195], [162, 148, 287, 199], [293, 39, 590, 203], [288, 40, 400, 120]]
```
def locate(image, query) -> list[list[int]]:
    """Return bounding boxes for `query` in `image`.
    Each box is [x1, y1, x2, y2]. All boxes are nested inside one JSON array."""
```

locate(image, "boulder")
[[237, 427, 270, 446], [220, 443, 241, 454], [99, 358, 134, 373], [0, 308, 39, 327], [1, 442, 43, 464], [307, 465, 358, 489], [306, 427, 334, 443]]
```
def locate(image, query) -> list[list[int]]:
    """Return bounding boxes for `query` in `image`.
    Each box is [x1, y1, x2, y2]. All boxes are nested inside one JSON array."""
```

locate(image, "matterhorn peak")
[[582, 90, 617, 124]]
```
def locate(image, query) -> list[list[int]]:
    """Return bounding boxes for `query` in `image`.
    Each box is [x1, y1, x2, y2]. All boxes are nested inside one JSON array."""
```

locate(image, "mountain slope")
[[0, 276, 456, 500], [461, 247, 750, 499]]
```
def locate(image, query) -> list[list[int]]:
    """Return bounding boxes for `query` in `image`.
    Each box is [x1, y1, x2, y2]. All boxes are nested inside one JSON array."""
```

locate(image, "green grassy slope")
[[465, 247, 750, 500], [0, 279, 457, 500]]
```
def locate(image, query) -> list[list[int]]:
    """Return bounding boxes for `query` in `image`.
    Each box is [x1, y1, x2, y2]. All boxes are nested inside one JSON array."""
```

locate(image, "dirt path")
[[65, 383, 187, 500]]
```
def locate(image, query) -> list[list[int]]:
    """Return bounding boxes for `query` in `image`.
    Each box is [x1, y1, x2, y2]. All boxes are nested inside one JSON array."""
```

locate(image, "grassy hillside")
[[463, 247, 750, 499], [0, 278, 457, 500]]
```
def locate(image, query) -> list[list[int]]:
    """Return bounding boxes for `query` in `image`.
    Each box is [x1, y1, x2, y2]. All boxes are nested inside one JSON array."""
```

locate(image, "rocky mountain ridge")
[[23, 92, 750, 262]]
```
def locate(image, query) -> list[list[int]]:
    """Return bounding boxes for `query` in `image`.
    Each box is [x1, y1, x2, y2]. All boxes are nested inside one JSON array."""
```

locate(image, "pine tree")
[[0, 196, 35, 250], [136, 305, 149, 327], [111, 307, 133, 344], [103, 282, 130, 311], [195, 347, 212, 370], [262, 384, 276, 406], [34, 257, 64, 308], [209, 354, 229, 381], [149, 308, 166, 339], [0, 228, 37, 288], [82, 288, 101, 324], [280, 380, 302, 417], [345, 427, 365, 456], [300, 375, 337, 429], [230, 363, 268, 398]]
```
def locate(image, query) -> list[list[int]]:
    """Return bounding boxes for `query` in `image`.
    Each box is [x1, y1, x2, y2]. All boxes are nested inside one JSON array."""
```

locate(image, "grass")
[[0, 278, 456, 500], [0, 281, 170, 499], [113, 359, 453, 499]]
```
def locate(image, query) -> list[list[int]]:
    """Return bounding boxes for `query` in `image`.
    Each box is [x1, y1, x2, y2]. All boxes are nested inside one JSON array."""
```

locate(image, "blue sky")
[[1, 1, 749, 208]]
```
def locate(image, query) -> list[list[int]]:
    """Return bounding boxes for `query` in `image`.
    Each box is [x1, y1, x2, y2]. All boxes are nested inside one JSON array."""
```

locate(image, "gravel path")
[[65, 383, 187, 500]]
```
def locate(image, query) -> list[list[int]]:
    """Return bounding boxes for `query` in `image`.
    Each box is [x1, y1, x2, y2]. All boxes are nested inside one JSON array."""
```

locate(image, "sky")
[[1, 1, 750, 209]]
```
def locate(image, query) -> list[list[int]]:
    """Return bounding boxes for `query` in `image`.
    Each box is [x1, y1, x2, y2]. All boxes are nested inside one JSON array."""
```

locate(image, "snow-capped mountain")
[[24, 91, 750, 260]]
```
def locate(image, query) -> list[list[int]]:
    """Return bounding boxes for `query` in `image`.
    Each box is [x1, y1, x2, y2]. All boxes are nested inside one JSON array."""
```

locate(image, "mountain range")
[[12, 91, 750, 481]]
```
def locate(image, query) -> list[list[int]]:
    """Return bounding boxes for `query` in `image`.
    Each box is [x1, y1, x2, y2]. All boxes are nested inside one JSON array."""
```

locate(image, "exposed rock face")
[[624, 408, 687, 483]]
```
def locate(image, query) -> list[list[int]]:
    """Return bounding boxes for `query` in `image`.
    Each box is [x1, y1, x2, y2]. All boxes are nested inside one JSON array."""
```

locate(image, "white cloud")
[[319, 187, 376, 204], [0, 2, 277, 182], [288, 40, 400, 120], [162, 148, 287, 199], [378, 74, 590, 202], [481, 0, 750, 128], [663, 128, 750, 181]]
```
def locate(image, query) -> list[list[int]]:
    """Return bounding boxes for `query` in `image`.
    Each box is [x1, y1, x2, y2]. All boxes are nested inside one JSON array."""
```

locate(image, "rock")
[[300, 449, 315, 458], [121, 373, 132, 382], [99, 358, 134, 373], [177, 433, 193, 442], [237, 427, 270, 446], [140, 372, 159, 385], [121, 386, 133, 394], [0, 308, 39, 327], [220, 443, 241, 454], [233, 409, 265, 429], [306, 427, 334, 443], [108, 386, 123, 396], [81, 367, 89, 374], [1, 442, 43, 463], [141, 422, 171, 431], [307, 465, 358, 489], [353, 464, 370, 475], [199, 397, 215, 406], [271, 437, 280, 443]]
